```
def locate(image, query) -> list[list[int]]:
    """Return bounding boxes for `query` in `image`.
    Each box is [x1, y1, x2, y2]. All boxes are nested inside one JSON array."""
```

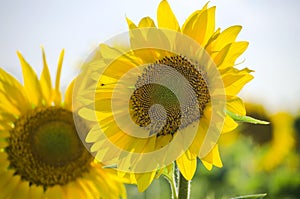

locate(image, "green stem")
[[178, 171, 190, 199], [164, 175, 178, 199]]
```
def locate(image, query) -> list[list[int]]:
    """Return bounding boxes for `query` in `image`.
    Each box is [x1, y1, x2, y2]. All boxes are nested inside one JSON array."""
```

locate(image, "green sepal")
[[226, 110, 269, 124], [159, 163, 174, 180], [231, 193, 267, 199], [161, 163, 178, 199]]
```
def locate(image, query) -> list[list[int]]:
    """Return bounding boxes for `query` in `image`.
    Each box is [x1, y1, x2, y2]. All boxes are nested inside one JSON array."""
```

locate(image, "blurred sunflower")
[[293, 115, 300, 153], [259, 113, 295, 171], [76, 0, 254, 191], [0, 49, 126, 198], [233, 103, 295, 171]]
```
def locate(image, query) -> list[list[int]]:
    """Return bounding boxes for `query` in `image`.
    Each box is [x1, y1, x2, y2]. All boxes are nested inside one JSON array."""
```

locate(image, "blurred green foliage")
[[126, 135, 300, 199]]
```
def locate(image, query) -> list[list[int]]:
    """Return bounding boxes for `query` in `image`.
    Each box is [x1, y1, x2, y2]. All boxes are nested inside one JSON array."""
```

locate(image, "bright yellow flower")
[[75, 0, 253, 191], [0, 49, 126, 199]]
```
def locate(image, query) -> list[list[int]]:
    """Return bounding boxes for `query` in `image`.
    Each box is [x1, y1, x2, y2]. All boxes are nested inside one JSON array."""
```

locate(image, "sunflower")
[[237, 103, 295, 171], [74, 0, 253, 191], [260, 112, 295, 171], [294, 116, 300, 153], [0, 49, 126, 199]]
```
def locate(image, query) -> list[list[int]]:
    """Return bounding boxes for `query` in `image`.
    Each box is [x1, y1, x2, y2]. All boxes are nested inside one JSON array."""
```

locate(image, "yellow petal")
[[77, 179, 99, 199], [45, 185, 64, 199], [218, 130, 239, 146], [53, 49, 65, 105], [212, 145, 223, 167], [64, 79, 75, 110], [118, 171, 137, 184], [204, 28, 220, 53], [201, 160, 213, 170], [181, 8, 202, 32], [0, 152, 9, 170], [0, 169, 13, 188], [222, 113, 238, 133], [28, 185, 44, 199], [105, 131, 134, 150], [90, 167, 127, 199], [209, 25, 242, 51], [78, 107, 99, 122], [138, 17, 156, 28], [99, 44, 137, 79], [176, 150, 197, 180], [213, 41, 249, 69], [0, 110, 13, 121], [0, 175, 20, 198], [157, 0, 180, 31], [126, 17, 138, 30], [201, 147, 214, 165], [9, 181, 30, 199], [190, 110, 211, 155], [65, 181, 86, 199], [223, 68, 254, 96], [99, 44, 123, 61], [200, 144, 223, 170], [226, 96, 246, 116], [40, 47, 52, 105], [182, 6, 215, 46], [0, 68, 29, 114], [135, 171, 156, 192], [0, 92, 22, 116], [17, 51, 43, 107]]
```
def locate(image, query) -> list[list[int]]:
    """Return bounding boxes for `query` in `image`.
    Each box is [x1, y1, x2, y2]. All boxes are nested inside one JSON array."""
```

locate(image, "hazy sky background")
[[1, 0, 300, 114]]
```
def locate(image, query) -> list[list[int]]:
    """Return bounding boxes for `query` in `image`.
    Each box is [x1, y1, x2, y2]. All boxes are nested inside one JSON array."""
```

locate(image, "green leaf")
[[226, 110, 269, 124], [231, 193, 267, 199], [102, 164, 117, 169]]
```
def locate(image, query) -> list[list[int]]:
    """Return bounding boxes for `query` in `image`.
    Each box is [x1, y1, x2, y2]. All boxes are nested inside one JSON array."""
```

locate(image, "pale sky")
[[1, 0, 300, 114]]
